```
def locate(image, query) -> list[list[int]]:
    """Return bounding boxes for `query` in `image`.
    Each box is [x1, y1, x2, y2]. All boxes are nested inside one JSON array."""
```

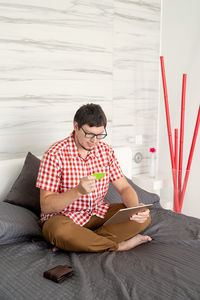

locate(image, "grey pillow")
[[104, 177, 161, 208], [4, 152, 41, 216], [0, 202, 42, 245]]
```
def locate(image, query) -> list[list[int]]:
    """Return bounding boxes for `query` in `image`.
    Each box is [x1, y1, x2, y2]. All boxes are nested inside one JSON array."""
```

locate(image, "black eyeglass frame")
[[81, 127, 107, 140]]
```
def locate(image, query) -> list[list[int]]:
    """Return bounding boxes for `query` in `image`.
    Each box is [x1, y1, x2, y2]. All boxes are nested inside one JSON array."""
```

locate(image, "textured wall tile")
[[113, 0, 160, 175], [0, 0, 161, 177], [0, 79, 113, 159]]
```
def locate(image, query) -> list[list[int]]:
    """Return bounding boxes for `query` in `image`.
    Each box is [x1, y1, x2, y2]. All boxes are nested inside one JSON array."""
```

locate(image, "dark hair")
[[74, 103, 107, 128]]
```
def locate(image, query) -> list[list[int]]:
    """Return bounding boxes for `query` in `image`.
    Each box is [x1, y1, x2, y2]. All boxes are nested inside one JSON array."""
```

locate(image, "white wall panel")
[[0, 0, 161, 177]]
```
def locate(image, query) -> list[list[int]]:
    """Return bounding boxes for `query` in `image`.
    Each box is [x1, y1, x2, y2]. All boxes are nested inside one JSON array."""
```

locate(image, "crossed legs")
[[42, 203, 151, 252]]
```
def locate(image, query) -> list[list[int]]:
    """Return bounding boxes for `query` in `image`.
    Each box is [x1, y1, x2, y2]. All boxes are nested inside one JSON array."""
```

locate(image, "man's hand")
[[76, 176, 96, 195], [130, 203, 150, 223]]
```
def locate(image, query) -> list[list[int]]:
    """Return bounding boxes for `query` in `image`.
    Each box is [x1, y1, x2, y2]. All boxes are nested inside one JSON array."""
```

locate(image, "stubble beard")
[[75, 135, 94, 152]]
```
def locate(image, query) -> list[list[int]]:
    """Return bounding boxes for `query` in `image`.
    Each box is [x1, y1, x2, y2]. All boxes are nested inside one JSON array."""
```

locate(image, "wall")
[[159, 0, 200, 217], [0, 0, 161, 176]]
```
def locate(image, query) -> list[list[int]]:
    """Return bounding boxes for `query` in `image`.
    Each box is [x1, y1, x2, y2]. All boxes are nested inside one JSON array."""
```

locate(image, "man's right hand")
[[76, 176, 96, 195], [40, 176, 96, 214]]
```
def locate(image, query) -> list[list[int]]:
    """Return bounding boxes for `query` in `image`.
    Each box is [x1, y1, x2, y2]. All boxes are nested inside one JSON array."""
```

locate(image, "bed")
[[0, 149, 200, 300]]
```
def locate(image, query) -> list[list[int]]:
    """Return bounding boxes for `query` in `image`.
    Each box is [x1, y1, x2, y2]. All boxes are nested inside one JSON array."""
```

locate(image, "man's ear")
[[73, 121, 78, 130]]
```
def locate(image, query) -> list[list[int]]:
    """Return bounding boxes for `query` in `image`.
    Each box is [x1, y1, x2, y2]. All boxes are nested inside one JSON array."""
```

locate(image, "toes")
[[140, 235, 152, 242], [145, 236, 152, 242], [51, 247, 59, 252]]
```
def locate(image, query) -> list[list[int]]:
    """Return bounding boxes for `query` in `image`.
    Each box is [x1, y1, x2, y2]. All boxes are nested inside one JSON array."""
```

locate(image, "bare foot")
[[51, 246, 59, 252], [117, 234, 152, 251]]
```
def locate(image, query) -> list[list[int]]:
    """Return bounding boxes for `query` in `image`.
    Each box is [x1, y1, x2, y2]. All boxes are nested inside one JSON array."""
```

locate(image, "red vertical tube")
[[180, 106, 200, 211], [174, 129, 178, 211], [178, 74, 187, 205], [160, 56, 179, 212], [174, 129, 178, 168]]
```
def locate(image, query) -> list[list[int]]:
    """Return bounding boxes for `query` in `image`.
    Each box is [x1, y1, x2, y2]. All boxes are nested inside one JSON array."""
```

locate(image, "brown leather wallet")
[[43, 265, 73, 283]]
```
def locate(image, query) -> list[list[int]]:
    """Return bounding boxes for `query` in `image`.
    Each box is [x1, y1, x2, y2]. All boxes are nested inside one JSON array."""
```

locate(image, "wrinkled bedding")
[[1, 207, 200, 300]]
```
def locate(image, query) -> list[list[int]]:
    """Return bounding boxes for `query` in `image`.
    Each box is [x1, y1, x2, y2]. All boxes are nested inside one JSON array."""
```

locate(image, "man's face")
[[74, 122, 105, 152]]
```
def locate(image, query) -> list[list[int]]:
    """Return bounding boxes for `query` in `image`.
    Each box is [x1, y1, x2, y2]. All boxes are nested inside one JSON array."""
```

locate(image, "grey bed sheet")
[[1, 207, 200, 300]]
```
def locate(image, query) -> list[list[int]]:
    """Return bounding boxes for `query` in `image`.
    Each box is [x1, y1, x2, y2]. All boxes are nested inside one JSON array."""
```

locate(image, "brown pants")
[[42, 203, 151, 252]]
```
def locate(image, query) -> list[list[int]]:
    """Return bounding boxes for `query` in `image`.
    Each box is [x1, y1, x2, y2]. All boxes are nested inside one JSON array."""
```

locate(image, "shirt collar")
[[68, 131, 100, 159]]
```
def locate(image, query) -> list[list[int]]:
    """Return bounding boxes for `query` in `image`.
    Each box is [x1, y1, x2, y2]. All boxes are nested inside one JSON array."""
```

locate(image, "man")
[[36, 103, 151, 252]]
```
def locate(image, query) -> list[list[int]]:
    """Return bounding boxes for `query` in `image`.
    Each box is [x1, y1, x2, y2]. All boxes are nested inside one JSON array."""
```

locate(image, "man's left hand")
[[130, 207, 150, 223]]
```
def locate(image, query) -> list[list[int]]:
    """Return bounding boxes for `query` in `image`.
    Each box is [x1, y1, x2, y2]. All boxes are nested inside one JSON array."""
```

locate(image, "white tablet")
[[103, 204, 152, 226]]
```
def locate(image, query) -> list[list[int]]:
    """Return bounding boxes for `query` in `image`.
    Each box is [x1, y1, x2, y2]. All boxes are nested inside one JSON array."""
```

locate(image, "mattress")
[[1, 207, 200, 300]]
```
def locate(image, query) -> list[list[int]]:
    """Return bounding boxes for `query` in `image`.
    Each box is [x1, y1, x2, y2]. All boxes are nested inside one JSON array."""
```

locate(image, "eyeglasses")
[[81, 127, 107, 140]]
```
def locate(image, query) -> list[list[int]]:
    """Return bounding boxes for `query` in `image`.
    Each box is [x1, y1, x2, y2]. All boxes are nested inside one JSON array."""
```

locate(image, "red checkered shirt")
[[36, 132, 123, 226]]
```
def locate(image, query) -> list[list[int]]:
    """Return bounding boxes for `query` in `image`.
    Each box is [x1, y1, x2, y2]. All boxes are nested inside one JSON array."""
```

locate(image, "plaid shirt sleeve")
[[109, 148, 124, 182], [36, 151, 61, 192]]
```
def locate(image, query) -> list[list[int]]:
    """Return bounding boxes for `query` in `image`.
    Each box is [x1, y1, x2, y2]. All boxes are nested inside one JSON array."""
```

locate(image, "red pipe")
[[160, 56, 179, 212], [178, 74, 187, 206], [174, 129, 178, 211], [180, 106, 200, 211]]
